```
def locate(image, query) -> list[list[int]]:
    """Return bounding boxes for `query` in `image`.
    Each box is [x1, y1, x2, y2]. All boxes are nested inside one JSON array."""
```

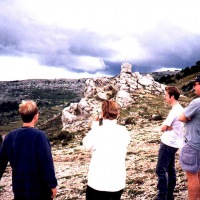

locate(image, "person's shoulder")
[[34, 128, 45, 133], [6, 128, 20, 137], [116, 123, 126, 128], [187, 97, 200, 107], [33, 128, 47, 138], [116, 124, 129, 132], [91, 121, 99, 129], [115, 124, 131, 141], [3, 128, 21, 143], [193, 97, 200, 103], [177, 103, 184, 110], [35, 129, 47, 136]]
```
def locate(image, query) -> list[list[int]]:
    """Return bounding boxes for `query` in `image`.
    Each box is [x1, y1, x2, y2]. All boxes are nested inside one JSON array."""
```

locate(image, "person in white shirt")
[[155, 86, 184, 200], [83, 100, 130, 200]]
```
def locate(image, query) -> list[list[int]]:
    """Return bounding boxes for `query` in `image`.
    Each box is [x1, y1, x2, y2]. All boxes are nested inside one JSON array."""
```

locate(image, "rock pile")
[[61, 63, 165, 133]]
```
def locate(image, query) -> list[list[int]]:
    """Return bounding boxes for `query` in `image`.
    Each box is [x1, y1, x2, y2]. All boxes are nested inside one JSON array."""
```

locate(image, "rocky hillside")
[[0, 79, 86, 104], [0, 119, 188, 200], [0, 78, 85, 133], [0, 62, 196, 199]]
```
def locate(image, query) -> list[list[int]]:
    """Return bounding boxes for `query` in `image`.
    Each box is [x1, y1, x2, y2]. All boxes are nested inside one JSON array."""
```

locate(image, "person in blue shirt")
[[179, 75, 200, 200], [0, 100, 57, 200]]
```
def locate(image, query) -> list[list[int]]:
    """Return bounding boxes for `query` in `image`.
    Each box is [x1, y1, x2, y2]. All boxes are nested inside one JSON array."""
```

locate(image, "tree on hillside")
[[196, 61, 200, 66], [182, 67, 191, 77], [191, 65, 200, 73]]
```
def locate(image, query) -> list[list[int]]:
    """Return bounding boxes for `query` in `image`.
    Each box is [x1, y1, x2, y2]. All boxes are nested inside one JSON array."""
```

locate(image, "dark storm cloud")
[[134, 22, 200, 70], [0, 15, 22, 55], [0, 9, 116, 73], [101, 60, 122, 75], [98, 23, 200, 76], [1, 2, 200, 78], [38, 30, 117, 73], [68, 31, 115, 57]]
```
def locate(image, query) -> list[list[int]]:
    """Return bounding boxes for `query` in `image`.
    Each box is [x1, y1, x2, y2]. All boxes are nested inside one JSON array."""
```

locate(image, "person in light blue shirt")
[[179, 75, 200, 200]]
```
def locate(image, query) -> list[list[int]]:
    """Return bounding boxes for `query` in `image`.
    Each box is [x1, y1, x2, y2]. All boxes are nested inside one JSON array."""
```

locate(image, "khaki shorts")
[[180, 143, 200, 173]]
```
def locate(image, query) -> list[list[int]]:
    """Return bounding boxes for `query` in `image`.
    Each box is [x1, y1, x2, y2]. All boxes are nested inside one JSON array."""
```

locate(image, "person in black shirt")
[[0, 134, 2, 148], [0, 100, 57, 200]]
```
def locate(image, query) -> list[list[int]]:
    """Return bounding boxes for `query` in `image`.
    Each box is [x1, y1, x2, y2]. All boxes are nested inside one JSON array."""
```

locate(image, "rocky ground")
[[0, 119, 188, 200]]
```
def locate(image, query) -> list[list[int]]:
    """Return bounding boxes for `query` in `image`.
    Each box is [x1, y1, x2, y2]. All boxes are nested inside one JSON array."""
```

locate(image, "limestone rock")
[[61, 63, 165, 133]]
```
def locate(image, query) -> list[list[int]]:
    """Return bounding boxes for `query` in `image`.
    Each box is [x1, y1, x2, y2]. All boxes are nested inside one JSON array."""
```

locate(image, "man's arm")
[[36, 133, 57, 192], [0, 139, 8, 180], [178, 113, 189, 123]]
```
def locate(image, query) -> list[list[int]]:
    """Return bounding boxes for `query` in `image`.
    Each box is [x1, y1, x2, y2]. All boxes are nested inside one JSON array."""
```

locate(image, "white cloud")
[[156, 67, 182, 72], [11, 0, 200, 35], [71, 56, 106, 71], [0, 56, 103, 81]]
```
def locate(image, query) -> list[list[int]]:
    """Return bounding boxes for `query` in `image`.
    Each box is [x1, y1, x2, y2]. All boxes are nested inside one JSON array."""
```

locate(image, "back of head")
[[19, 100, 38, 123], [165, 86, 180, 100], [102, 100, 119, 120]]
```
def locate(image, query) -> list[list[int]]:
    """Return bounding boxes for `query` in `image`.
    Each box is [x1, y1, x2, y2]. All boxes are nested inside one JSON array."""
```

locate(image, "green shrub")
[[152, 114, 163, 121], [48, 130, 74, 145], [125, 117, 136, 125], [57, 131, 73, 141]]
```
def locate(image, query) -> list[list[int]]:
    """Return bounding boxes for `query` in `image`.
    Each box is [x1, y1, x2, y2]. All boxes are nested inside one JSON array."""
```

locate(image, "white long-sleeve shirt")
[[83, 119, 130, 192]]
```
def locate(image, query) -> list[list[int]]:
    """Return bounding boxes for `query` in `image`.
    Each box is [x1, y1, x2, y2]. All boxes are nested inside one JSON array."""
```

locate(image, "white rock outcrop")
[[61, 63, 165, 132]]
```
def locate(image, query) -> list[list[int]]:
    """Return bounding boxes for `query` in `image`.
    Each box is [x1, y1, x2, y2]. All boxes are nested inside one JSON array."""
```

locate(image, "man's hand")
[[166, 126, 173, 131], [161, 124, 173, 131], [51, 188, 57, 199]]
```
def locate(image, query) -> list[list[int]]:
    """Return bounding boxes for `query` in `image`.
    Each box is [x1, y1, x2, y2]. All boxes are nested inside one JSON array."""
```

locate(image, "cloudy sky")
[[0, 0, 200, 81]]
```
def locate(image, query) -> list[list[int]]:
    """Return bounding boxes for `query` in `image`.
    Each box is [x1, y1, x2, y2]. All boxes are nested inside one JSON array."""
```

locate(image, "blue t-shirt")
[[184, 97, 200, 150], [0, 127, 57, 199]]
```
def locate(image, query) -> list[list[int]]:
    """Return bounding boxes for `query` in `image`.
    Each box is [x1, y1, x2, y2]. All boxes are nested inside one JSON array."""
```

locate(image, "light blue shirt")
[[184, 97, 200, 150]]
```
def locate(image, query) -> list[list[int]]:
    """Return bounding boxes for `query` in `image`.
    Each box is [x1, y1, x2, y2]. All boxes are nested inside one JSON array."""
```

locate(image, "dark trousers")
[[14, 197, 52, 200], [14, 198, 52, 200], [156, 142, 178, 200], [86, 185, 123, 200], [14, 194, 52, 200]]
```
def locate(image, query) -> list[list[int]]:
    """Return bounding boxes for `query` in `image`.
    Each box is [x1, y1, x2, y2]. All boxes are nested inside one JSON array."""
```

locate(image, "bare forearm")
[[178, 113, 188, 123]]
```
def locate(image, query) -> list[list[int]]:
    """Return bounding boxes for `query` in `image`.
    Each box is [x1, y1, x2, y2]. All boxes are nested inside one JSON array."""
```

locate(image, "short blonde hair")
[[19, 100, 38, 123], [102, 100, 119, 120]]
